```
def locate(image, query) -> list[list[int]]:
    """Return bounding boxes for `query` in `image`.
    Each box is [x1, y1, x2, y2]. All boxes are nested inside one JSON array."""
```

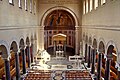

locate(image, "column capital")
[[3, 57, 10, 61], [106, 54, 113, 60], [19, 45, 25, 50], [118, 67, 120, 71], [75, 26, 80, 28], [115, 62, 119, 68]]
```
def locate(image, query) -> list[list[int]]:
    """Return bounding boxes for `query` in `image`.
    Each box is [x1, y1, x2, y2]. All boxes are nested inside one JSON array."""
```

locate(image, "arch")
[[40, 6, 79, 27], [106, 40, 118, 56], [98, 41, 105, 53], [0, 45, 8, 58], [19, 39, 25, 49], [92, 38, 97, 49], [26, 37, 30, 46], [88, 36, 92, 45], [106, 40, 118, 80], [0, 40, 9, 57], [9, 37, 19, 48], [10, 41, 18, 52], [85, 35, 88, 43], [31, 35, 34, 45], [82, 32, 86, 41], [34, 32, 37, 40]]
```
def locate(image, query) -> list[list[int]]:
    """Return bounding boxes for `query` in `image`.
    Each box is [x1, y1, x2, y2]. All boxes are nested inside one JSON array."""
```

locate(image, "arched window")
[[101, 0, 106, 5], [83, 0, 86, 14], [86, 0, 88, 13], [19, 0, 22, 8], [30, 0, 32, 13], [25, 0, 28, 11], [90, 0, 93, 11], [9, 0, 14, 5], [33, 1, 36, 14], [95, 0, 98, 9]]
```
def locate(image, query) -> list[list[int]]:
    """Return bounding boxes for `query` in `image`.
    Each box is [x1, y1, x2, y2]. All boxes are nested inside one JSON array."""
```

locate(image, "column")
[[15, 52, 20, 80], [21, 49, 26, 74], [30, 45, 33, 63], [118, 67, 120, 80], [4, 58, 11, 80], [87, 46, 91, 68], [53, 41, 56, 56], [64, 41, 66, 57], [79, 42, 82, 56], [27, 46, 31, 68], [85, 44, 88, 62], [105, 55, 112, 80], [75, 26, 79, 55], [97, 52, 102, 80], [91, 49, 96, 74]]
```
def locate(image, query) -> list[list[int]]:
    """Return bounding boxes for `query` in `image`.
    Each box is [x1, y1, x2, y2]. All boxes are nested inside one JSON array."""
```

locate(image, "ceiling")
[[39, 0, 82, 4]]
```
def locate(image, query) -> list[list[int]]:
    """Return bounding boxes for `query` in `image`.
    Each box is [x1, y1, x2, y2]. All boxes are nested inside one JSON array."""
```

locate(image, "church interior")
[[0, 0, 120, 80]]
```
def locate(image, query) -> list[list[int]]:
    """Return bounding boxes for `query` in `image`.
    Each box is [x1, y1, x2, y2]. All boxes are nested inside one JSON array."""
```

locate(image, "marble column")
[[117, 67, 120, 80], [53, 41, 56, 56], [116, 63, 120, 80], [27, 46, 31, 68], [87, 46, 91, 68], [97, 53, 102, 80], [15, 52, 20, 80], [85, 44, 88, 62], [64, 41, 66, 57], [30, 45, 33, 63], [105, 55, 112, 80], [4, 58, 11, 80], [91, 49, 96, 74], [75, 26, 79, 55], [21, 49, 26, 74]]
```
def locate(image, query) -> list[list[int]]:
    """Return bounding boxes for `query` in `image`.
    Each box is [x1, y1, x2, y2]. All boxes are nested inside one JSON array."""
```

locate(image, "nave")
[[22, 54, 93, 80]]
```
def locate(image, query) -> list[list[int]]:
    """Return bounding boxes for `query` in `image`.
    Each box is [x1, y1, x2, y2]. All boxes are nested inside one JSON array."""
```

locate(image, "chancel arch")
[[44, 9, 76, 56], [40, 6, 78, 26]]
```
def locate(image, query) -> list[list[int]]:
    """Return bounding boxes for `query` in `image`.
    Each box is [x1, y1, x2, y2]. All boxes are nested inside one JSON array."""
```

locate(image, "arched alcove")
[[106, 44, 118, 80], [89, 37, 92, 45], [98, 41, 105, 79], [93, 39, 97, 49], [0, 45, 8, 79], [10, 41, 18, 79], [25, 37, 30, 68], [19, 39, 25, 73]]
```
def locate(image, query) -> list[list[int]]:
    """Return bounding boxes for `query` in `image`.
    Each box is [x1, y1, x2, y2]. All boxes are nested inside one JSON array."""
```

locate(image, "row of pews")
[[65, 70, 92, 80], [24, 69, 51, 80]]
